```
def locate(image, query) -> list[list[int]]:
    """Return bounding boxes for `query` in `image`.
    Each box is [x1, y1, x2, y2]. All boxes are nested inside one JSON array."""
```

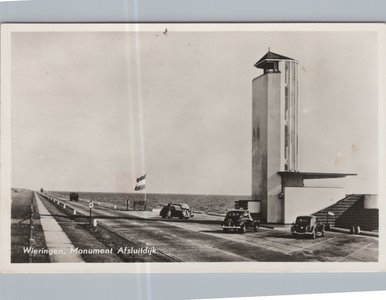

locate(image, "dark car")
[[221, 210, 260, 233], [69, 192, 79, 201], [291, 215, 325, 239], [160, 203, 194, 220]]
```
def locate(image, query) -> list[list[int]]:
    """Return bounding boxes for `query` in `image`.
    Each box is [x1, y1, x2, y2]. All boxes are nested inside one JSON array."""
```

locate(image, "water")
[[50, 191, 251, 214]]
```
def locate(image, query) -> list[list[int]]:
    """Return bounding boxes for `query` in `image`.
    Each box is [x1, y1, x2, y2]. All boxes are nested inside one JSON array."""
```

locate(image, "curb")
[[329, 226, 378, 237], [206, 212, 226, 217], [259, 224, 275, 229]]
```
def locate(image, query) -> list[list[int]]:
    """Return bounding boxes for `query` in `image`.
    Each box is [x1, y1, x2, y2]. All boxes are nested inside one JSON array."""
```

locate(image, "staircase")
[[312, 194, 378, 231]]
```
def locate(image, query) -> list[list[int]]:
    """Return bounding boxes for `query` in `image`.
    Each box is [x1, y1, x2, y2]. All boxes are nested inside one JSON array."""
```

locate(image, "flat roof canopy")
[[278, 171, 357, 180]]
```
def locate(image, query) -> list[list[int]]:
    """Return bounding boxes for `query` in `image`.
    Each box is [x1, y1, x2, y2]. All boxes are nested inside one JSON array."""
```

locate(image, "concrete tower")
[[252, 50, 299, 223]]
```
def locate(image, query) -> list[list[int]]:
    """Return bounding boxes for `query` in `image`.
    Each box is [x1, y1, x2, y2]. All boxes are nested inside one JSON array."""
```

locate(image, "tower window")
[[285, 125, 289, 146], [285, 62, 290, 84], [284, 125, 289, 163], [263, 61, 280, 74], [253, 125, 260, 142], [285, 86, 289, 121], [285, 146, 289, 160]]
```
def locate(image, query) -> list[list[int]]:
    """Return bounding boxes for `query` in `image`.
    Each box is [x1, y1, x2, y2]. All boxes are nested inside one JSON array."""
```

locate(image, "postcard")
[[0, 23, 385, 273]]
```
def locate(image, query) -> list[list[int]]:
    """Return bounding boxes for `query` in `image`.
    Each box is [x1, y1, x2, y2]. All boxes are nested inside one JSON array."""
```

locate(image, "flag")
[[134, 173, 146, 191], [136, 174, 146, 183], [134, 184, 145, 191]]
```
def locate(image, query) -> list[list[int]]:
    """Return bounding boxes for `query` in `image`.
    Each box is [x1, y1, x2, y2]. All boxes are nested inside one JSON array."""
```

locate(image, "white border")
[[1, 23, 385, 273]]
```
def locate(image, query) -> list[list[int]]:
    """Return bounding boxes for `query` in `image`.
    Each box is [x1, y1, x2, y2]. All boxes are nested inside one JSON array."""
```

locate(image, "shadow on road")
[[200, 229, 224, 234], [157, 218, 220, 225], [200, 229, 262, 235], [89, 215, 221, 226], [264, 234, 309, 240]]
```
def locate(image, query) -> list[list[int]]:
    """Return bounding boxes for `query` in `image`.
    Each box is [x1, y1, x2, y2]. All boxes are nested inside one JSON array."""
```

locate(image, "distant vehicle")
[[159, 203, 194, 220], [291, 215, 325, 239], [221, 210, 260, 233], [69, 192, 79, 201]]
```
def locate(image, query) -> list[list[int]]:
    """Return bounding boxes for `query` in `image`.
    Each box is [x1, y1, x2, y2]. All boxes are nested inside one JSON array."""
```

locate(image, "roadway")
[[40, 194, 378, 262]]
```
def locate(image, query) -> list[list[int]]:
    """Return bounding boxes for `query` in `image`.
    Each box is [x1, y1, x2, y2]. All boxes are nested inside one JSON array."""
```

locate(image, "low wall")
[[284, 187, 346, 224], [364, 194, 378, 209]]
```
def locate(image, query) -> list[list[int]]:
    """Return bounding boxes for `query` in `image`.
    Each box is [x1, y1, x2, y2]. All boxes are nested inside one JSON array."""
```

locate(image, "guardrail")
[[43, 192, 155, 212], [37, 192, 99, 231], [28, 193, 38, 263], [38, 193, 84, 218], [44, 192, 129, 212]]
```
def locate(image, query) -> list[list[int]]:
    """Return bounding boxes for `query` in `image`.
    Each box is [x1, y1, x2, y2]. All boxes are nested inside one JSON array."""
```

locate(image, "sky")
[[10, 26, 380, 195]]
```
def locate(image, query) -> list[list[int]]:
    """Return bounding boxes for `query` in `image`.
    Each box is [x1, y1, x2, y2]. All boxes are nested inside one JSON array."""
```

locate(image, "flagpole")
[[135, 173, 147, 210]]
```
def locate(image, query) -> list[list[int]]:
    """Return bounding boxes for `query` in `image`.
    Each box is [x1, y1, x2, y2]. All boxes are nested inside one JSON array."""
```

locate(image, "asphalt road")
[[46, 196, 378, 262]]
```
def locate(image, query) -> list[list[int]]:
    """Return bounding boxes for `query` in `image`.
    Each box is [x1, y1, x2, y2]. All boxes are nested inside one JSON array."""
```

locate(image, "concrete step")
[[312, 194, 378, 231]]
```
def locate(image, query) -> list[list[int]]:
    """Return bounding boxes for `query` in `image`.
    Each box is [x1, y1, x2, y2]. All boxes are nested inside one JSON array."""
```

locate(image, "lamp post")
[[326, 211, 334, 230], [89, 202, 94, 228]]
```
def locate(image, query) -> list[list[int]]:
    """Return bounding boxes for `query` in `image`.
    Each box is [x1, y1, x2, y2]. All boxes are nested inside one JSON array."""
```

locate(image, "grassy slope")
[[11, 190, 50, 263]]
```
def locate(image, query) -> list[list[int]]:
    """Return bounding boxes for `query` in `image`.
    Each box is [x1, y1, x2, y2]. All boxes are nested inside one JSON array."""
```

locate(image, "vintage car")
[[159, 203, 194, 220], [290, 215, 325, 239], [221, 210, 260, 233], [69, 192, 79, 201]]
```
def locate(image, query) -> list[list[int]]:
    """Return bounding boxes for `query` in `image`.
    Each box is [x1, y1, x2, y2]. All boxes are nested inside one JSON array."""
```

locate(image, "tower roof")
[[254, 50, 296, 69], [278, 171, 357, 180]]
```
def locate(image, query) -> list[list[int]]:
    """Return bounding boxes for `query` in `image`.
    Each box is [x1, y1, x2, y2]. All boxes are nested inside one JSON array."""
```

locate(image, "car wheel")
[[223, 228, 229, 233], [253, 225, 258, 232]]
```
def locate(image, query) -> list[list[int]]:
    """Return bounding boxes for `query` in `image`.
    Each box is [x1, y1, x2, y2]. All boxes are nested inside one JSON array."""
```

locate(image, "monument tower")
[[252, 50, 355, 224], [252, 50, 299, 223]]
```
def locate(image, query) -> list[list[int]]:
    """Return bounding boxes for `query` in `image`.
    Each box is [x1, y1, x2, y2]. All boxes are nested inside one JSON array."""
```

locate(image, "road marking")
[[256, 238, 315, 254], [286, 237, 338, 254], [338, 242, 375, 262], [100, 218, 253, 262], [200, 231, 297, 255]]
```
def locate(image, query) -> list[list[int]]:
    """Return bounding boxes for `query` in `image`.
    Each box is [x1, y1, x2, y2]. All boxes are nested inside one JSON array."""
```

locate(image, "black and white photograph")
[[0, 23, 384, 272]]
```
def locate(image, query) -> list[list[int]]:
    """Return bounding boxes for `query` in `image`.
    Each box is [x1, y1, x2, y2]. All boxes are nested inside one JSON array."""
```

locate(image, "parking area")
[[98, 208, 378, 262], [156, 216, 378, 262]]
